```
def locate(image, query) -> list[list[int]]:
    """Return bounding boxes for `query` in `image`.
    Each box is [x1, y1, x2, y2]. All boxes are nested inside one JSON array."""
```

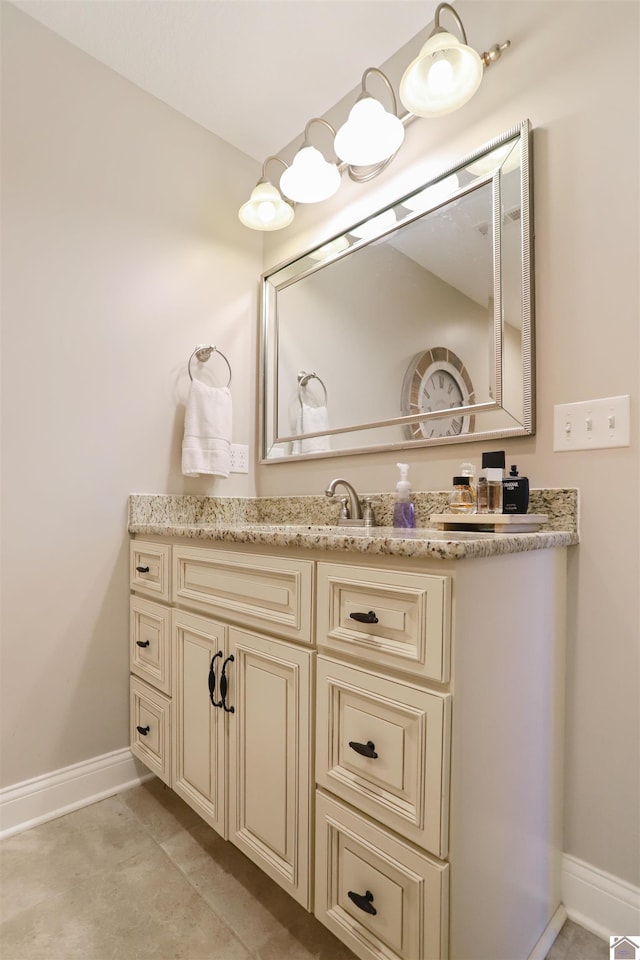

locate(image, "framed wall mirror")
[[260, 119, 533, 462]]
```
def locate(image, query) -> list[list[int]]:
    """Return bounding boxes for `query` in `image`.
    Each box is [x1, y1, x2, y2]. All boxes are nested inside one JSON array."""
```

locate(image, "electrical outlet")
[[229, 443, 249, 473], [553, 395, 630, 451]]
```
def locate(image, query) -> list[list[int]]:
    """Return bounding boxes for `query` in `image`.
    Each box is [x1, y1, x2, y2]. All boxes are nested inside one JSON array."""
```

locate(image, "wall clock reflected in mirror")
[[401, 347, 476, 439]]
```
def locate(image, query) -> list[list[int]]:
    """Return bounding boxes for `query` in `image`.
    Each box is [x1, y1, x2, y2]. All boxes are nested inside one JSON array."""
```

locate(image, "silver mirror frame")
[[259, 119, 534, 463]]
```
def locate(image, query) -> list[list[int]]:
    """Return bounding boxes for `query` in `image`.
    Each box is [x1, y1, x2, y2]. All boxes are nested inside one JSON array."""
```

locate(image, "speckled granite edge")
[[129, 489, 578, 533], [128, 489, 578, 561]]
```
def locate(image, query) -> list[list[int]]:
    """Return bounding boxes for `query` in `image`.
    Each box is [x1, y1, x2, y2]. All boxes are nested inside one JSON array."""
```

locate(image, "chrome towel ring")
[[188, 344, 232, 387], [297, 370, 328, 406]]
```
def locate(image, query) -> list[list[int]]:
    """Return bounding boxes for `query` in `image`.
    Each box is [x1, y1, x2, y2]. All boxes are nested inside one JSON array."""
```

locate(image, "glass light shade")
[[402, 173, 460, 213], [334, 98, 405, 166], [279, 146, 341, 203], [349, 209, 397, 241], [400, 31, 483, 118], [465, 141, 520, 177], [238, 181, 294, 231], [308, 235, 350, 261]]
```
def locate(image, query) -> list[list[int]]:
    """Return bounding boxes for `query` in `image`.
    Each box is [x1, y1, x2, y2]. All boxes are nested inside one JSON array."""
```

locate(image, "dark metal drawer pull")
[[209, 651, 223, 708], [136, 639, 150, 648], [220, 655, 235, 713], [135, 565, 150, 573], [349, 610, 379, 624], [349, 739, 378, 759], [348, 889, 377, 915], [136, 725, 150, 736]]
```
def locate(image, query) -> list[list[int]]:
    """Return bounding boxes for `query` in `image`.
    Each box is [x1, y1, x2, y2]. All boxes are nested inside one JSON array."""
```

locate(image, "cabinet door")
[[172, 610, 228, 838], [228, 627, 314, 909]]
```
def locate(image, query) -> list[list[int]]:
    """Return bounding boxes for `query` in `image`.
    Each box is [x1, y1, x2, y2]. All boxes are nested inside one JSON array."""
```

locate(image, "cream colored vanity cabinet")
[[130, 535, 567, 960], [313, 548, 567, 960], [129, 538, 315, 909]]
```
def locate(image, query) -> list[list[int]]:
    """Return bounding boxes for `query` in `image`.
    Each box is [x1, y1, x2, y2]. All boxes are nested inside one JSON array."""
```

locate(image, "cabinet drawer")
[[315, 791, 448, 960], [173, 546, 314, 643], [130, 677, 171, 786], [130, 541, 171, 601], [130, 597, 171, 694], [316, 657, 450, 858], [317, 562, 450, 682]]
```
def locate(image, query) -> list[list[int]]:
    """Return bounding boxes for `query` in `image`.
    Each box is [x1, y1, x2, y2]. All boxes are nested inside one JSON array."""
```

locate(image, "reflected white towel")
[[182, 379, 232, 477], [292, 403, 331, 454]]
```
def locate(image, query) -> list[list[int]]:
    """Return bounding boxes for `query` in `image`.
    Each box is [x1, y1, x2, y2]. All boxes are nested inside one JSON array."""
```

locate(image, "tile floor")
[[0, 778, 610, 960]]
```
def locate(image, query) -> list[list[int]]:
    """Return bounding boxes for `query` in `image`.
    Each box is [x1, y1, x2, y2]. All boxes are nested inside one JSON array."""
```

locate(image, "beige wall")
[[1, 0, 638, 894], [0, 4, 261, 785], [260, 2, 640, 887]]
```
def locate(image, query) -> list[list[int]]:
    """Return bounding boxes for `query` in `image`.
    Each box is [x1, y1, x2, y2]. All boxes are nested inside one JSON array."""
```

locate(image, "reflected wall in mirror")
[[260, 120, 533, 462]]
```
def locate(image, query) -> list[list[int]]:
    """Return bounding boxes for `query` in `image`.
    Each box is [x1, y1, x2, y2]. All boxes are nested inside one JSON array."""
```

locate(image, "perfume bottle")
[[502, 465, 529, 514], [449, 477, 474, 514], [480, 451, 505, 514]]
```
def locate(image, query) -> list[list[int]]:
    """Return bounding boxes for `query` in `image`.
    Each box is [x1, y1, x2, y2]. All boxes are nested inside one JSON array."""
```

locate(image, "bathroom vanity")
[[128, 495, 576, 960]]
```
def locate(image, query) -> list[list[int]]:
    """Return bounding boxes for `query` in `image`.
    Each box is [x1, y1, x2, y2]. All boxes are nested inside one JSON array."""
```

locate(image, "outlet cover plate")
[[230, 443, 249, 473], [553, 395, 630, 451]]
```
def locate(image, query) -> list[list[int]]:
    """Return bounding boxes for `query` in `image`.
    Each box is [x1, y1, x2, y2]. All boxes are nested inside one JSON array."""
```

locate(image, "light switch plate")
[[553, 395, 630, 451], [230, 443, 249, 473]]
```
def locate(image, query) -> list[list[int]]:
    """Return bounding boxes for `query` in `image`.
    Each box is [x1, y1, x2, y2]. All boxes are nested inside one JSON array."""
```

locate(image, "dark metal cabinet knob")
[[348, 740, 378, 759], [135, 639, 150, 648], [348, 889, 377, 915], [136, 725, 150, 736], [135, 565, 150, 573], [349, 610, 379, 624]]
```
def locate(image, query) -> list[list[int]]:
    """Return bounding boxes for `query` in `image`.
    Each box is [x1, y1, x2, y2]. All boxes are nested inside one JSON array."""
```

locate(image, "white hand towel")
[[292, 403, 331, 454], [182, 379, 232, 477]]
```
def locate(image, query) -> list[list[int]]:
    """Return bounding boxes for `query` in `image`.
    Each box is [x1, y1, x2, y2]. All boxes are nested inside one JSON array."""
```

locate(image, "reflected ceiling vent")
[[474, 207, 521, 236]]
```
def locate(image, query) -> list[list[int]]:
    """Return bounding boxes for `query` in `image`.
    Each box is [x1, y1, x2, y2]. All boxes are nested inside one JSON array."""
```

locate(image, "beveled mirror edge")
[[259, 119, 534, 464]]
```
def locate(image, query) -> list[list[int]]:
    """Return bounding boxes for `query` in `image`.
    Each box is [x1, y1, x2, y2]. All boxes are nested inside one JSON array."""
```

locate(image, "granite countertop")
[[128, 490, 579, 562]]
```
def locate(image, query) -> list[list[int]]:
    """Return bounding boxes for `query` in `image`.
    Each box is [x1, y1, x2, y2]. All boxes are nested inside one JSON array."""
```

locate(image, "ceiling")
[[12, 0, 438, 162]]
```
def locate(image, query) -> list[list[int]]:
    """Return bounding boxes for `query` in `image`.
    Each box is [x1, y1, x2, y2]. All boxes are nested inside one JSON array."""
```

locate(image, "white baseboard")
[[562, 853, 640, 940], [0, 748, 153, 839], [2, 754, 638, 945]]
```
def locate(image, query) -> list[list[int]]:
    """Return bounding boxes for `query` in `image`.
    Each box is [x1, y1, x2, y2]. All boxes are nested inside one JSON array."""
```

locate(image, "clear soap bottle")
[[392, 463, 416, 529]]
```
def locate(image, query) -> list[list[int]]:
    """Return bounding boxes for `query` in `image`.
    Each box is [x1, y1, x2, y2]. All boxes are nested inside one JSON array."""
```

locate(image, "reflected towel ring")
[[188, 344, 232, 387], [297, 370, 328, 406]]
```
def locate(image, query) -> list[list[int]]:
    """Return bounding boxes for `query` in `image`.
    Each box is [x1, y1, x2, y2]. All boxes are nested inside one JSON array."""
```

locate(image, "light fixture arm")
[[358, 67, 399, 117], [258, 154, 289, 184], [432, 2, 510, 69], [433, 2, 468, 44], [302, 117, 338, 156]]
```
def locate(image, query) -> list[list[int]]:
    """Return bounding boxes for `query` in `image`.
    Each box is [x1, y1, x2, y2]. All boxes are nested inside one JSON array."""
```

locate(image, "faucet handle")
[[362, 497, 380, 526], [337, 497, 350, 520]]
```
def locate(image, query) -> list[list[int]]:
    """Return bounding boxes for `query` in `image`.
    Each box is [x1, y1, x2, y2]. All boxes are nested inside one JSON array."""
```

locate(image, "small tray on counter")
[[429, 514, 548, 534]]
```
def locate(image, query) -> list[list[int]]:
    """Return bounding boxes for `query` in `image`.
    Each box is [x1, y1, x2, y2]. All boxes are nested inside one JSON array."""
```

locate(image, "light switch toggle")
[[554, 395, 630, 451]]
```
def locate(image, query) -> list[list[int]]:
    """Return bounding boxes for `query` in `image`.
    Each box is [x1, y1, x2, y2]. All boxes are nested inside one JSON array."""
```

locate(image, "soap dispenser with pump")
[[392, 463, 416, 529]]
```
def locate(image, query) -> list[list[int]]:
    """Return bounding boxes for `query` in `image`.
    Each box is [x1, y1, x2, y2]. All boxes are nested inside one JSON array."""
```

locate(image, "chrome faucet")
[[325, 478, 378, 527]]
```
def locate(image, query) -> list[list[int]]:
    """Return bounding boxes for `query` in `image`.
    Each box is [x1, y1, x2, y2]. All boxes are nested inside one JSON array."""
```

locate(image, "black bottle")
[[502, 465, 529, 514]]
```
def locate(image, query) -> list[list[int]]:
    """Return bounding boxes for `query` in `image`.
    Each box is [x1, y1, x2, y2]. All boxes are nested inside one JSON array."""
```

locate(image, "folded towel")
[[182, 379, 232, 477], [292, 403, 331, 454]]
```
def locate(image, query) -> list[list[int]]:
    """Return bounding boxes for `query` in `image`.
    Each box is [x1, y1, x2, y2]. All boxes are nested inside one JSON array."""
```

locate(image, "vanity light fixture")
[[279, 119, 341, 204], [238, 156, 294, 231], [238, 5, 511, 231], [399, 2, 510, 118], [334, 68, 405, 170]]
